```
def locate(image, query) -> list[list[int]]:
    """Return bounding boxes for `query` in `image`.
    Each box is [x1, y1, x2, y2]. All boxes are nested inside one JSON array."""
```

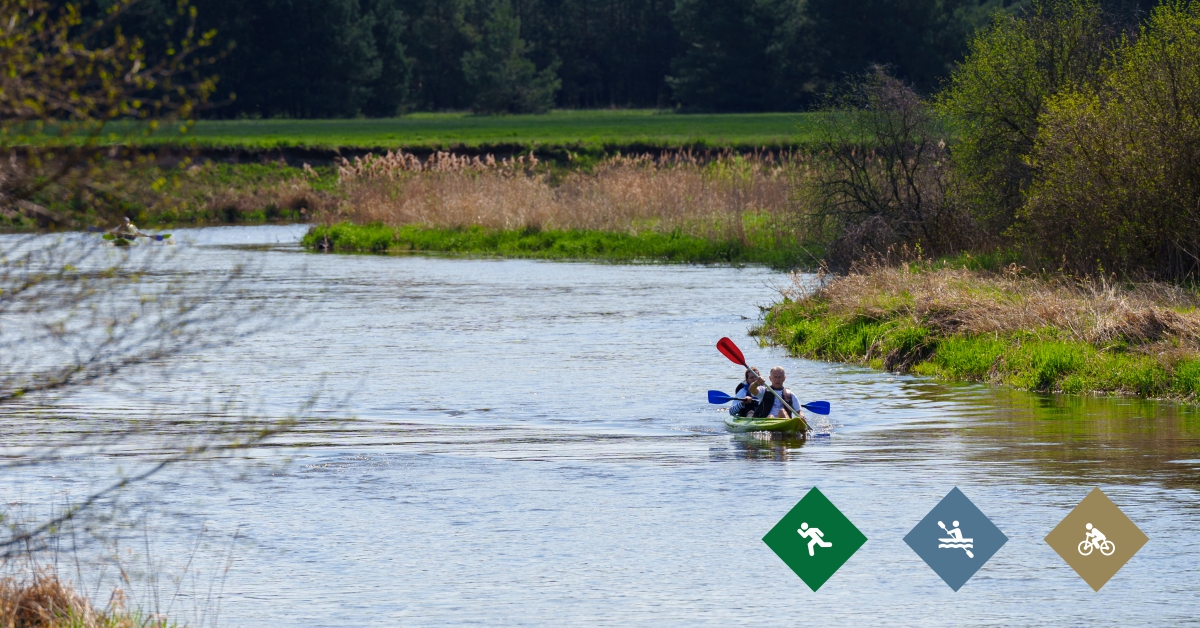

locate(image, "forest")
[[101, 0, 1158, 117]]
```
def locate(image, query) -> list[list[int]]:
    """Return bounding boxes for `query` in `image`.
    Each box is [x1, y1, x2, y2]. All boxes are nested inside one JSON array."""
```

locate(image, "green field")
[[152, 110, 820, 151]]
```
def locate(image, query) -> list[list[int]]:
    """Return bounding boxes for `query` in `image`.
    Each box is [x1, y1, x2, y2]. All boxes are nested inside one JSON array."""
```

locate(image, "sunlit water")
[[3, 225, 1199, 626]]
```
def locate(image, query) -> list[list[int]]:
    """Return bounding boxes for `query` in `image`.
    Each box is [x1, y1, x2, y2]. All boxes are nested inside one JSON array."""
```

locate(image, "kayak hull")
[[724, 414, 808, 434]]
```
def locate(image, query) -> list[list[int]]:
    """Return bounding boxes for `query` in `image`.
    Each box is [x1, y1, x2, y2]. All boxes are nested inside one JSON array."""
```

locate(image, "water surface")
[[3, 225, 1198, 626]]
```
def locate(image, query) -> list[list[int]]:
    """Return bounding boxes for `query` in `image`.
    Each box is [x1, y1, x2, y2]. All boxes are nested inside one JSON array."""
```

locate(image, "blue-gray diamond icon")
[[904, 487, 1007, 591]]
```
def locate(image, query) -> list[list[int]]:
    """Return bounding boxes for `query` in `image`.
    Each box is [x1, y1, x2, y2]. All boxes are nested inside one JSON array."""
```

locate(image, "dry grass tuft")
[[325, 150, 808, 244], [0, 567, 158, 628], [789, 263, 1200, 350]]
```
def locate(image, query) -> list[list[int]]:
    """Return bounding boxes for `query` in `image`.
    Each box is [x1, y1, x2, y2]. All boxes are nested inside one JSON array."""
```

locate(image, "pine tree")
[[461, 0, 560, 114]]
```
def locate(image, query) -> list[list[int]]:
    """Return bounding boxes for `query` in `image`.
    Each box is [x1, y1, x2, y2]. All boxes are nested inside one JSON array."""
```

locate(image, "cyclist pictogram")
[[1045, 487, 1148, 591], [1077, 523, 1115, 556]]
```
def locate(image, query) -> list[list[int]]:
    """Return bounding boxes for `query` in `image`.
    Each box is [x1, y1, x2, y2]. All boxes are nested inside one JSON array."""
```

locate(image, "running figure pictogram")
[[1078, 523, 1116, 556], [797, 522, 832, 556]]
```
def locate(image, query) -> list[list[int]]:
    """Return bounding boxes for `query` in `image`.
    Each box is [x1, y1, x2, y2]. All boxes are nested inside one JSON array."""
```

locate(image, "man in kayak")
[[729, 368, 763, 417], [108, 216, 149, 239], [749, 366, 799, 419]]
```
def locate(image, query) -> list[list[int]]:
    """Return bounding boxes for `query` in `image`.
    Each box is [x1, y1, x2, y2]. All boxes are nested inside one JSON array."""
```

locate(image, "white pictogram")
[[937, 520, 975, 558], [797, 522, 832, 556], [1078, 523, 1116, 556]]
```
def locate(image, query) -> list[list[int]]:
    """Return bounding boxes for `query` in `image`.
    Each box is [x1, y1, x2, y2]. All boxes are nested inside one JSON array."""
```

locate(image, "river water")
[[3, 225, 1199, 626]]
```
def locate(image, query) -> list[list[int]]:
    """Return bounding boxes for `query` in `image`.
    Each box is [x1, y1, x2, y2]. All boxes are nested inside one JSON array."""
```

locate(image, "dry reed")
[[0, 567, 155, 628], [789, 263, 1200, 351], [325, 150, 807, 243]]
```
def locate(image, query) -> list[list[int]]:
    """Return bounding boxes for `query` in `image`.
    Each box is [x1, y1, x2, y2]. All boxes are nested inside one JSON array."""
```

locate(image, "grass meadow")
[[147, 110, 821, 151]]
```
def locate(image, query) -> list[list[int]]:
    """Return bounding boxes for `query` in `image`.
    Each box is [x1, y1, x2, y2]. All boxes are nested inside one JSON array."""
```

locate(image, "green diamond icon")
[[762, 487, 867, 591]]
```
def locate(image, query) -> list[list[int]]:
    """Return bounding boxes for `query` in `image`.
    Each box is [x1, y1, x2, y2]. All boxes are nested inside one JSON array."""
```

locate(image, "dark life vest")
[[753, 387, 794, 417]]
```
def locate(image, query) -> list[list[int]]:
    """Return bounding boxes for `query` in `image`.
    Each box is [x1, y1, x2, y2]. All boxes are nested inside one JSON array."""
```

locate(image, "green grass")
[[759, 296, 1200, 401], [141, 110, 822, 152], [302, 222, 818, 268]]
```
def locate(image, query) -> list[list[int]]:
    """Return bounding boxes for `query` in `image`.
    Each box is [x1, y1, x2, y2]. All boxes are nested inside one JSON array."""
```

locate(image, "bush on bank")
[[757, 263, 1200, 400]]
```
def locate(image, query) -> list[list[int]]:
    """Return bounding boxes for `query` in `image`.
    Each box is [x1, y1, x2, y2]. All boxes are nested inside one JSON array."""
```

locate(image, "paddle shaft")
[[718, 337, 809, 430]]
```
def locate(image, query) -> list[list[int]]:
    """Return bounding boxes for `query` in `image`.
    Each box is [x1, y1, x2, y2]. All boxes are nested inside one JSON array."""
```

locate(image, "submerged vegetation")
[[759, 262, 1200, 400]]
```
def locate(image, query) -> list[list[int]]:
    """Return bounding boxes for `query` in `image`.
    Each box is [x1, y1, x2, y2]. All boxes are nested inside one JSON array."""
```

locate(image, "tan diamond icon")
[[1045, 487, 1148, 591]]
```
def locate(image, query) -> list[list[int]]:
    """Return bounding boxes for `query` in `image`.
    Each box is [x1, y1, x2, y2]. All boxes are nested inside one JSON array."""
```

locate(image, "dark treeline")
[[106, 0, 1072, 117]]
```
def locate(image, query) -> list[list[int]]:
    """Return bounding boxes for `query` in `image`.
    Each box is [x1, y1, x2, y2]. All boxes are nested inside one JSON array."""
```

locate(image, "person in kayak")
[[729, 368, 764, 417], [750, 366, 800, 419], [108, 217, 147, 239]]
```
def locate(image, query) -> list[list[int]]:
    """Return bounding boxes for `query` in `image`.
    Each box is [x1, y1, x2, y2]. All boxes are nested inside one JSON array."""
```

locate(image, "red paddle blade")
[[716, 337, 747, 367]]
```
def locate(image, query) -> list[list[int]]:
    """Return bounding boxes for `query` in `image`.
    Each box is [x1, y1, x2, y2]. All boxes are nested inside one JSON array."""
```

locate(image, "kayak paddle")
[[715, 337, 810, 430], [100, 232, 168, 241], [707, 391, 830, 415]]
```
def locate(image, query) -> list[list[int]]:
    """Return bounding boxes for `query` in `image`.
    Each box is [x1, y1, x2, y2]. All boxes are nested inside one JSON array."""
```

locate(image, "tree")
[[809, 68, 967, 267], [937, 0, 1113, 240], [461, 0, 560, 114], [191, 0, 384, 117], [1023, 1, 1200, 277], [0, 0, 313, 560], [668, 0, 795, 111], [0, 0, 217, 228], [363, 0, 414, 116]]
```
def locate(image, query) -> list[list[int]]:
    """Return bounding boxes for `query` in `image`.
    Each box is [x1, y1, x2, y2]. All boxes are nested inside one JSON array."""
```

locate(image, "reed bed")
[[325, 150, 806, 245]]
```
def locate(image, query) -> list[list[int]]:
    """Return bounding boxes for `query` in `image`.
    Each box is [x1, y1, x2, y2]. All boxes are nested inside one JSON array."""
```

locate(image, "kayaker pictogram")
[[937, 520, 975, 558], [797, 522, 832, 556]]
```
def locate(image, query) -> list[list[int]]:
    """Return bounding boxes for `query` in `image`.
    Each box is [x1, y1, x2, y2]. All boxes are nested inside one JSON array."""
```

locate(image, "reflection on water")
[[2, 225, 1199, 626]]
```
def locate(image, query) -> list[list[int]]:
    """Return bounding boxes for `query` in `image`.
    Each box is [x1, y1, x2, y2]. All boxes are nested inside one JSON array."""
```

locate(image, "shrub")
[[1023, 1, 1200, 279], [938, 0, 1112, 240], [808, 67, 970, 267]]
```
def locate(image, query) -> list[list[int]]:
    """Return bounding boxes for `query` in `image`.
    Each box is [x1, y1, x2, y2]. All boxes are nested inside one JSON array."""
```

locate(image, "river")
[[3, 224, 1199, 626]]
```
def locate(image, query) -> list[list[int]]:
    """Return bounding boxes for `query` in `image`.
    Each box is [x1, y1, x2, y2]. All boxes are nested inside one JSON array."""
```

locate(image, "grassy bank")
[[303, 222, 815, 267], [141, 110, 820, 152], [758, 264, 1200, 400]]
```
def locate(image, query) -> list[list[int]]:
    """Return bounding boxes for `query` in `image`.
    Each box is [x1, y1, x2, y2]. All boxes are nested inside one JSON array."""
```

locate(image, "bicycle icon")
[[1078, 523, 1115, 557]]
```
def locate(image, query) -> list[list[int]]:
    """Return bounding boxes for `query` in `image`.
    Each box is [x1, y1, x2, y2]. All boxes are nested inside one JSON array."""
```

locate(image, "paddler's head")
[[769, 366, 786, 389], [122, 217, 130, 223], [744, 367, 761, 383]]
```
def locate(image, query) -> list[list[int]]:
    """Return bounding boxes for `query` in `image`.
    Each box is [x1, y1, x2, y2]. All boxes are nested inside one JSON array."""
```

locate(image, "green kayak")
[[725, 413, 809, 434]]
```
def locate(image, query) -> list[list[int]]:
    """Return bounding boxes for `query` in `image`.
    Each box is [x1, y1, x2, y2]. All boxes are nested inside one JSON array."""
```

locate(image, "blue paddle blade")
[[154, 235, 164, 241], [707, 390, 736, 404], [87, 226, 102, 232], [800, 401, 831, 415]]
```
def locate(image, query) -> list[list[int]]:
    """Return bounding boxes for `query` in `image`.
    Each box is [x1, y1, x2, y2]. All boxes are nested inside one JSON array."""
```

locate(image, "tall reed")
[[324, 150, 811, 247]]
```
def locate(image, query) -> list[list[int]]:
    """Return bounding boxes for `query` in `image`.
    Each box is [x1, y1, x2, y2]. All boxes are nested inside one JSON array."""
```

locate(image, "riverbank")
[[757, 263, 1200, 400], [303, 223, 816, 268]]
